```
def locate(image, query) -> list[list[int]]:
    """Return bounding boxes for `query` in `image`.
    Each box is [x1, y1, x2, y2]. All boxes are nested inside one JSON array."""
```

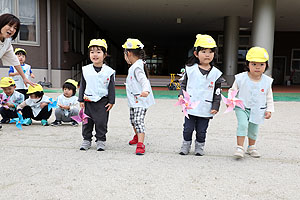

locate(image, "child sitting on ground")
[[17, 84, 52, 126], [51, 79, 79, 126], [0, 77, 24, 129]]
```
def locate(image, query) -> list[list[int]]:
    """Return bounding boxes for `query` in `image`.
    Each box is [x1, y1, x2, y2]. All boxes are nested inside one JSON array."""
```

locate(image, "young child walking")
[[230, 47, 274, 159], [9, 48, 35, 99], [0, 77, 24, 124], [78, 39, 115, 151], [51, 79, 79, 126], [122, 38, 155, 155], [179, 34, 223, 156], [17, 84, 52, 126]]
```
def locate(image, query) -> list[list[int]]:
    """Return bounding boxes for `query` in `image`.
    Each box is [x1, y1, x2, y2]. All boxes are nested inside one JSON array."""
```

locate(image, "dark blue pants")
[[183, 115, 210, 143], [0, 107, 18, 121], [22, 105, 52, 121]]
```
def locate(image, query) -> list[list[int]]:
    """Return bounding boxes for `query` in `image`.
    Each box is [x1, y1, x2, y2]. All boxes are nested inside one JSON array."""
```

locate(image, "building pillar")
[[251, 0, 276, 76], [223, 16, 240, 86]]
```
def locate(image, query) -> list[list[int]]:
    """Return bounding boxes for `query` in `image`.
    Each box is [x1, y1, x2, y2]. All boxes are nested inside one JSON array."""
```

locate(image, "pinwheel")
[[175, 90, 200, 119], [71, 108, 90, 124], [9, 113, 30, 130], [221, 90, 245, 113], [0, 94, 10, 109], [48, 98, 58, 111]]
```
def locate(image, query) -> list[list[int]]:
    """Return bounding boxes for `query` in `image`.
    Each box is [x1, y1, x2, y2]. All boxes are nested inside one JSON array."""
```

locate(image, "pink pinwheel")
[[221, 90, 245, 113], [0, 94, 10, 109], [175, 90, 200, 119], [71, 108, 90, 124]]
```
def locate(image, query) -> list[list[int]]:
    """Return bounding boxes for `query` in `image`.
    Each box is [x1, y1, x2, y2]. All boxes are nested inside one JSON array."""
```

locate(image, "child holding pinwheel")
[[51, 79, 79, 127], [178, 34, 223, 156], [17, 84, 52, 126], [0, 77, 24, 129], [229, 47, 274, 159], [78, 39, 115, 151]]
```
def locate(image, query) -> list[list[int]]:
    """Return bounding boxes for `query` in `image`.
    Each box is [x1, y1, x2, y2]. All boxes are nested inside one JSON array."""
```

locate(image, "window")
[[0, 0, 39, 45], [67, 6, 84, 54], [146, 56, 163, 75], [217, 35, 251, 64], [291, 49, 300, 71]]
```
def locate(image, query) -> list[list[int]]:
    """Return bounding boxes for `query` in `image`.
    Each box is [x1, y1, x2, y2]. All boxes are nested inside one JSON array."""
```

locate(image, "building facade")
[[1, 0, 300, 87]]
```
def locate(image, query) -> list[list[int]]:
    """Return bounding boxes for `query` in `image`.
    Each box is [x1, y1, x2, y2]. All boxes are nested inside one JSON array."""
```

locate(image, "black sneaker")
[[51, 120, 62, 126], [1, 118, 10, 124], [71, 120, 78, 127]]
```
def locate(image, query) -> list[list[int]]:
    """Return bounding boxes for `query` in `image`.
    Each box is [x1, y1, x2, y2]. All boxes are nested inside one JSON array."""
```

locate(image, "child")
[[230, 47, 274, 159], [178, 34, 223, 156], [51, 79, 79, 126], [122, 38, 155, 155], [17, 84, 52, 126], [0, 77, 24, 128], [0, 13, 34, 87], [9, 48, 35, 99], [78, 39, 115, 151]]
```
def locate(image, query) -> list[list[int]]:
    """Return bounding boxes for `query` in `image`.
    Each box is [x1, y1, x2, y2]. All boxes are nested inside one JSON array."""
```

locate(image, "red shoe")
[[136, 142, 145, 155], [129, 134, 138, 145]]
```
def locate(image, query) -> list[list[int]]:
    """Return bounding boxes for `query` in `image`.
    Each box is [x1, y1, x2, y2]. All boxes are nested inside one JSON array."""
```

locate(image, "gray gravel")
[[1, 93, 299, 200]]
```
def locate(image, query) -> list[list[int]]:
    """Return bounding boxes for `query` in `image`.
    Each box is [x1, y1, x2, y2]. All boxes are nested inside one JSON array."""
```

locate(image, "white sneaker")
[[247, 146, 261, 158], [234, 146, 245, 158]]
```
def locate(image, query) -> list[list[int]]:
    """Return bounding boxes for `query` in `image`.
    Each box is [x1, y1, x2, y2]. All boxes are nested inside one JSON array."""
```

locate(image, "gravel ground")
[[0, 93, 299, 200]]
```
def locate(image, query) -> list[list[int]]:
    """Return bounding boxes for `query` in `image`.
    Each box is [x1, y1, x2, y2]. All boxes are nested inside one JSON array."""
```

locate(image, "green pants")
[[235, 107, 259, 140]]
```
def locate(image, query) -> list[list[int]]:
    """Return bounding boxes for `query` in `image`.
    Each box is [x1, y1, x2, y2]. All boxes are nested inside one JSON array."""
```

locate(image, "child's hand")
[[178, 95, 183, 101], [140, 91, 149, 97], [265, 111, 271, 119], [80, 102, 85, 108], [31, 74, 35, 79], [105, 103, 113, 111], [40, 102, 48, 109], [5, 103, 14, 108], [210, 110, 218, 114]]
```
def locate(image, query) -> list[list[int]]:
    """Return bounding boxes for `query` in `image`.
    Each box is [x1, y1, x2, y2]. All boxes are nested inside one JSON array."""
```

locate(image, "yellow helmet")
[[27, 84, 43, 94], [0, 77, 15, 87], [14, 48, 27, 55], [122, 38, 144, 49], [65, 79, 78, 88], [246, 47, 269, 62], [194, 34, 217, 48], [88, 39, 108, 50]]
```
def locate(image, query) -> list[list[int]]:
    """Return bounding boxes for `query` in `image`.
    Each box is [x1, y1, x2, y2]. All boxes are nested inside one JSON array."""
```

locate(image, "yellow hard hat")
[[246, 47, 269, 62], [27, 84, 43, 94], [14, 48, 27, 55], [65, 79, 78, 88], [194, 34, 217, 48], [88, 39, 108, 50], [122, 38, 144, 49], [0, 77, 15, 87]]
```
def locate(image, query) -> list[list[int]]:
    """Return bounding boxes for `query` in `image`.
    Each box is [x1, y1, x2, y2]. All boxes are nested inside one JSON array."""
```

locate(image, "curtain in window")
[[0, 0, 13, 15], [18, 0, 36, 42]]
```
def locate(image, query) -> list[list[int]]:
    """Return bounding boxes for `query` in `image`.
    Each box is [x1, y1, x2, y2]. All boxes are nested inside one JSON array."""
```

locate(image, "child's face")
[[0, 23, 17, 39], [1, 86, 15, 96], [195, 48, 214, 65], [63, 88, 73, 98], [29, 94, 39, 99], [123, 50, 131, 65], [248, 61, 266, 76], [89, 47, 106, 66], [17, 54, 26, 64]]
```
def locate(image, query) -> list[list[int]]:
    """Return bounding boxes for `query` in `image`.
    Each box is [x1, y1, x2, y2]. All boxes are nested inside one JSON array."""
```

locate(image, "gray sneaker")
[[80, 140, 91, 151], [96, 140, 106, 151], [179, 140, 192, 155], [195, 141, 205, 156]]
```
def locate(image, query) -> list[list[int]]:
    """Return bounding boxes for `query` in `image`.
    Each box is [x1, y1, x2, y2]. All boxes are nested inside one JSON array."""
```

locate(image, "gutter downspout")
[[47, 0, 52, 83]]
